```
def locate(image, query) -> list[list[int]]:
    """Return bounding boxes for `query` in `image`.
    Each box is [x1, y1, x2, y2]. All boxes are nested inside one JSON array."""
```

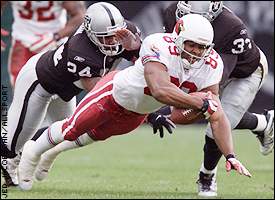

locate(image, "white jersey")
[[11, 1, 67, 47], [113, 33, 224, 114]]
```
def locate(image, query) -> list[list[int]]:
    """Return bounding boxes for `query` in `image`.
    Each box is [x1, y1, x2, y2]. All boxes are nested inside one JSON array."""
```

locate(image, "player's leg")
[[7, 39, 35, 88], [235, 49, 273, 155], [18, 71, 147, 190], [33, 96, 90, 181], [197, 62, 264, 197], [1, 53, 51, 186], [34, 133, 94, 181], [6, 53, 53, 156], [18, 72, 116, 190]]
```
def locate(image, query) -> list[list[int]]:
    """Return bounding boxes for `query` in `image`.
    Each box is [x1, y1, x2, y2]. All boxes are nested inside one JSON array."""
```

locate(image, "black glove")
[[147, 112, 176, 138]]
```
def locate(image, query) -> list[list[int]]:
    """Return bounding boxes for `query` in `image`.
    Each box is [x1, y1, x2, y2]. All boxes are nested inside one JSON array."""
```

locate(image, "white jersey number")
[[232, 38, 252, 54]]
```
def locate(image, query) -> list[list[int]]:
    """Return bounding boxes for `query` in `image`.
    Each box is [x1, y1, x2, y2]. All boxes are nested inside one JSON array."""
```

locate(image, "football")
[[170, 107, 203, 124], [169, 91, 208, 124]]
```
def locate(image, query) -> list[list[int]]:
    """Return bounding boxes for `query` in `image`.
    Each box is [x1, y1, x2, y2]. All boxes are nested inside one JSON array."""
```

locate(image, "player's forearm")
[[210, 111, 234, 157], [151, 84, 204, 110], [57, 17, 83, 39]]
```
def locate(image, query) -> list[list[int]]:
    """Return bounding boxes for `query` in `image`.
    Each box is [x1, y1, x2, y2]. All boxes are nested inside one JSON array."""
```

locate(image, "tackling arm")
[[58, 1, 86, 39]]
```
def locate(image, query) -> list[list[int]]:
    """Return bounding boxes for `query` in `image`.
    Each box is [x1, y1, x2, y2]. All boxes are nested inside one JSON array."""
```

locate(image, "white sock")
[[252, 114, 267, 132], [33, 120, 65, 156], [200, 162, 217, 175], [45, 133, 94, 157]]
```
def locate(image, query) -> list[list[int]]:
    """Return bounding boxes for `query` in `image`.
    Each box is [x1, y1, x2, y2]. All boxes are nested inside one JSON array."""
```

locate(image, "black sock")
[[235, 111, 258, 130], [31, 127, 48, 141], [203, 135, 222, 171]]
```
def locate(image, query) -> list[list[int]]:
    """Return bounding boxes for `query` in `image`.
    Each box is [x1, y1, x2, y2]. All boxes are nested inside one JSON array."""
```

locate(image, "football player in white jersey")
[[1, 1, 86, 87], [18, 14, 251, 191]]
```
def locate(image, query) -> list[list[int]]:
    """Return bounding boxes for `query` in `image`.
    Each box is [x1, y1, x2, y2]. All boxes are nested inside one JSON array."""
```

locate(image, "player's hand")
[[1, 28, 9, 51], [29, 33, 58, 53], [147, 112, 176, 138], [200, 91, 218, 119], [225, 154, 252, 177], [115, 28, 141, 51]]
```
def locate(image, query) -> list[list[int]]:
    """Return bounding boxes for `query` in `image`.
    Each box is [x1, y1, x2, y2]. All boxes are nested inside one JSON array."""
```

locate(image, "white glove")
[[225, 154, 252, 177], [29, 33, 58, 53]]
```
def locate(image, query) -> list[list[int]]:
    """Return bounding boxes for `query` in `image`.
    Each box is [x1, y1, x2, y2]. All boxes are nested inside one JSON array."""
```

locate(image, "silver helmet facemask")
[[83, 2, 127, 56], [176, 1, 223, 22]]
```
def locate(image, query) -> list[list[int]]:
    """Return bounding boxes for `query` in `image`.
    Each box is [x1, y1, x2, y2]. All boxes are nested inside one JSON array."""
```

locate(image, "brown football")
[[169, 91, 208, 124]]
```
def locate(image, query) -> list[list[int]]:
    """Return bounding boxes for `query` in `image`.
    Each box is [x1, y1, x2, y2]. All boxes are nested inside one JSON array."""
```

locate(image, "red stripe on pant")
[[62, 71, 147, 141]]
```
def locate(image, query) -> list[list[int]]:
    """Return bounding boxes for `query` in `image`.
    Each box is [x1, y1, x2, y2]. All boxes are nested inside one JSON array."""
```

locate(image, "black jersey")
[[36, 20, 140, 102], [163, 3, 260, 81]]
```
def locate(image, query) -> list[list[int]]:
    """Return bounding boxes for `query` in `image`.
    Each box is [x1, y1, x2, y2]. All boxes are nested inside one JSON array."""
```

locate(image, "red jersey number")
[[205, 50, 218, 69], [18, 1, 55, 21], [144, 76, 198, 96], [163, 36, 180, 56]]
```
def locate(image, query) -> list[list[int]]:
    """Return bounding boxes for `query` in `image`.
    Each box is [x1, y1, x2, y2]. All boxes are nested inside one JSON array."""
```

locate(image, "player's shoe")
[[18, 140, 41, 191], [34, 149, 58, 181], [196, 171, 217, 197], [254, 110, 274, 155], [1, 154, 21, 187]]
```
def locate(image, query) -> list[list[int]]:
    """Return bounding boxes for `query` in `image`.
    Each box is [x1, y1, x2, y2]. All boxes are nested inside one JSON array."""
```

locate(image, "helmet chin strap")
[[182, 58, 192, 70]]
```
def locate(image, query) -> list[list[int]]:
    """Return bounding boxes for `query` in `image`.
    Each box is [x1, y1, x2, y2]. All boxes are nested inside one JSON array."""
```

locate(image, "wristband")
[[201, 99, 209, 113], [225, 154, 235, 160]]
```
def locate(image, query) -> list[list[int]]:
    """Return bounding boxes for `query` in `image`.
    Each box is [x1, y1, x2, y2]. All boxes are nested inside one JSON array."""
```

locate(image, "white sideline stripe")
[[62, 91, 113, 137], [77, 80, 114, 106]]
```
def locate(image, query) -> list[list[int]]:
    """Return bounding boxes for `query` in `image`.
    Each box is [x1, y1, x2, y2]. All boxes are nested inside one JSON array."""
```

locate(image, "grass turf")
[[2, 124, 274, 199]]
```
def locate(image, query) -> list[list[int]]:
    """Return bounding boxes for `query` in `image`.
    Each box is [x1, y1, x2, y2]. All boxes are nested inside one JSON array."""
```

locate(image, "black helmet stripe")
[[101, 4, 115, 26]]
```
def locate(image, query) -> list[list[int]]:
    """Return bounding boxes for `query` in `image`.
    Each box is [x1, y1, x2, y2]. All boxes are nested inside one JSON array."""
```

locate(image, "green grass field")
[[2, 124, 274, 199]]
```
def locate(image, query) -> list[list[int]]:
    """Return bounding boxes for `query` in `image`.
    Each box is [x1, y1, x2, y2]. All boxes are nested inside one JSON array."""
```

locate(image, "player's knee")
[[88, 130, 111, 141], [64, 131, 78, 141]]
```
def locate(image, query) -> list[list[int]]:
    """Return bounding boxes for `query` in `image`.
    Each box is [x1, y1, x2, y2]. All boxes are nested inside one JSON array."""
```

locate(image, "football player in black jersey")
[[1, 2, 142, 187], [148, 1, 273, 197]]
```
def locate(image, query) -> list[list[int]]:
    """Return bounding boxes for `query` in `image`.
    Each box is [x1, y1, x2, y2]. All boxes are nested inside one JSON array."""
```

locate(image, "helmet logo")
[[210, 1, 221, 13], [84, 15, 91, 30], [175, 19, 185, 35]]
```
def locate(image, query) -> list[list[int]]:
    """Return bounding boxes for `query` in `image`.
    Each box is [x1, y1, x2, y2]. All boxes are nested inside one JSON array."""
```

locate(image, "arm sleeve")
[[140, 35, 169, 68], [219, 53, 238, 83]]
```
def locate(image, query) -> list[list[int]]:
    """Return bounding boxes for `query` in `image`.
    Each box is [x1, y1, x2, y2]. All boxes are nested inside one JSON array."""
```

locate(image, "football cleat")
[[1, 154, 21, 187], [34, 149, 58, 181], [18, 140, 41, 191], [254, 110, 274, 155], [196, 171, 217, 197]]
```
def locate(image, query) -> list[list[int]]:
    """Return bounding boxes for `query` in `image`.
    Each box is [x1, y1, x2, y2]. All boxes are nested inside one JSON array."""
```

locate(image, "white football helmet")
[[176, 1, 223, 21], [173, 14, 214, 69], [83, 2, 127, 56]]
